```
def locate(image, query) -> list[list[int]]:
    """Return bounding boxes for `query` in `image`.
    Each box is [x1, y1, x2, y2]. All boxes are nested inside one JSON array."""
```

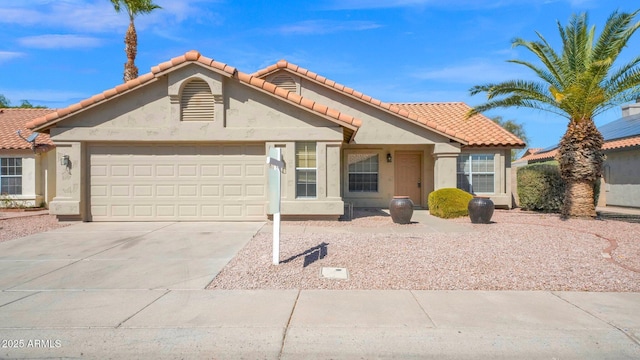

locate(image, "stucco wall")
[[341, 144, 435, 208], [47, 64, 347, 219], [603, 148, 640, 208], [51, 66, 344, 143], [459, 148, 513, 208], [298, 76, 453, 145], [0, 149, 55, 208], [266, 141, 344, 217]]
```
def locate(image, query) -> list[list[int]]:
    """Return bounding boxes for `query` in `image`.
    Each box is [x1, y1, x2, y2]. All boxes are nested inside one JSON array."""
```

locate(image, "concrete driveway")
[[0, 222, 263, 291]]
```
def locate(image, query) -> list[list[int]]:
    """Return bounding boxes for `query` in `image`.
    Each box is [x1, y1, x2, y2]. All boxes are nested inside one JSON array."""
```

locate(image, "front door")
[[394, 152, 422, 206]]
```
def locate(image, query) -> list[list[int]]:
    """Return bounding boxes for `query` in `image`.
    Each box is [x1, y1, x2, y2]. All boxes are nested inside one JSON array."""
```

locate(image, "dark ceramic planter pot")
[[389, 196, 414, 224], [468, 197, 494, 224]]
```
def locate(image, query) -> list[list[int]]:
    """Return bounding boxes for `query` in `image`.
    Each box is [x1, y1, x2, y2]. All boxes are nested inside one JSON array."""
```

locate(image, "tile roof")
[[0, 108, 55, 150], [518, 135, 640, 163], [254, 60, 526, 147], [26, 50, 362, 134], [392, 103, 525, 147]]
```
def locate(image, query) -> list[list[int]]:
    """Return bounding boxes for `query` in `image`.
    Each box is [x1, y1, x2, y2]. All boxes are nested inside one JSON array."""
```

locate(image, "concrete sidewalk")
[[1, 216, 639, 358], [1, 289, 639, 359]]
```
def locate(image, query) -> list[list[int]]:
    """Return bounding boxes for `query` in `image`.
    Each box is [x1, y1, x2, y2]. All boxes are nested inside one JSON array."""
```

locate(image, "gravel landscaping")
[[209, 209, 640, 292], [2, 209, 638, 292], [0, 214, 70, 243]]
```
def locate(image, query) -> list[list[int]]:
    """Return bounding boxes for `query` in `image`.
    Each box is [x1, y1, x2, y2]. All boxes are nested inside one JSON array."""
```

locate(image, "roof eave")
[[260, 67, 469, 145], [30, 77, 160, 132]]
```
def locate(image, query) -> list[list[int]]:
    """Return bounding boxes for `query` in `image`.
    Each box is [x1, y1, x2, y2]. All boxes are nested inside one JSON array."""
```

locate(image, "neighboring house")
[[26, 50, 524, 222], [517, 102, 640, 208], [0, 108, 56, 207]]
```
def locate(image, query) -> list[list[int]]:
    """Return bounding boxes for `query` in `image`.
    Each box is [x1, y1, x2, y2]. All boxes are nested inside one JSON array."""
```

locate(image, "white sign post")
[[267, 147, 284, 265]]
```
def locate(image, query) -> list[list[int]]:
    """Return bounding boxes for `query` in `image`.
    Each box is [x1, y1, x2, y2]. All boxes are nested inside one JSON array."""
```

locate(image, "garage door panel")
[[246, 184, 266, 197], [201, 165, 220, 177], [133, 165, 153, 177], [201, 185, 220, 197], [246, 164, 265, 177], [134, 205, 153, 217], [89, 144, 267, 221], [223, 164, 242, 177], [133, 185, 153, 197]]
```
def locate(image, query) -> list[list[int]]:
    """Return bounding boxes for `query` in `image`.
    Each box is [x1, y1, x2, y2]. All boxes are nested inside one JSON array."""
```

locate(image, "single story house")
[[0, 108, 56, 208], [27, 50, 525, 221], [516, 102, 640, 208]]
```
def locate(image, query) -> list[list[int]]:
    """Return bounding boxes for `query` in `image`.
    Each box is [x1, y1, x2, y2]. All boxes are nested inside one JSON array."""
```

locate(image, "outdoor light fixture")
[[60, 155, 70, 167], [387, 153, 392, 163]]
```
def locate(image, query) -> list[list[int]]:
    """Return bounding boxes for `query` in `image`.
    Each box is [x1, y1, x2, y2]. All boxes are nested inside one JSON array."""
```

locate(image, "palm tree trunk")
[[563, 179, 596, 217], [124, 19, 138, 82], [557, 118, 604, 218]]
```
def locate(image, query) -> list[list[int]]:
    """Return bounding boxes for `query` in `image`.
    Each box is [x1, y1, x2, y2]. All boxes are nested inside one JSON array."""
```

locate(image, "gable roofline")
[[253, 60, 472, 145], [26, 51, 362, 140]]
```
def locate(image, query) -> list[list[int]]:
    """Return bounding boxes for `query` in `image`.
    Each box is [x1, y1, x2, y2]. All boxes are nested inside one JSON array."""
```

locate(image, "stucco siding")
[[51, 67, 344, 143], [342, 144, 435, 208], [604, 148, 640, 208], [298, 76, 451, 145], [459, 148, 513, 208], [0, 150, 54, 208], [266, 141, 344, 218]]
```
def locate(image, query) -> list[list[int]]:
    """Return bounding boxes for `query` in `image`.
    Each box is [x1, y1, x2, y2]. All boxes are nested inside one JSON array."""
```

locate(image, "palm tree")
[[110, 0, 161, 82], [469, 10, 640, 218]]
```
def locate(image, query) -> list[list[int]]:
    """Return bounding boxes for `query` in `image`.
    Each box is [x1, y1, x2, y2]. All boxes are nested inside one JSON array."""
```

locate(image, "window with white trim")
[[348, 153, 378, 192], [0, 158, 22, 195], [457, 154, 494, 194], [295, 142, 317, 198]]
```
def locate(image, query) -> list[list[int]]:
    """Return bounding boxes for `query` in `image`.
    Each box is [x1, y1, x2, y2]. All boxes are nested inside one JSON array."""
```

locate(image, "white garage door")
[[89, 144, 267, 221]]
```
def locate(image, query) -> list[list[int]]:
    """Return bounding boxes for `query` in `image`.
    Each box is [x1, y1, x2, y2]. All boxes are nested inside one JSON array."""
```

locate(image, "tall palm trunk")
[[124, 19, 138, 82], [557, 118, 604, 218]]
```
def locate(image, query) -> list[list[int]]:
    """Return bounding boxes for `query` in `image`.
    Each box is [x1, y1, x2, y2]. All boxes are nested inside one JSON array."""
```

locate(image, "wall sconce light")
[[60, 155, 70, 167], [387, 153, 392, 163]]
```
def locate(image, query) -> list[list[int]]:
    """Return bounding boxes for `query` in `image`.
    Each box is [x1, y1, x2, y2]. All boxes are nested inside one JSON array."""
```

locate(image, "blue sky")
[[1, 0, 639, 150]]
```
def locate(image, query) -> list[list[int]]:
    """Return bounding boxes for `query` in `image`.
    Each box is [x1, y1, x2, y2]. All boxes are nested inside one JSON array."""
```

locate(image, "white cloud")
[[18, 34, 102, 49], [275, 20, 382, 35], [0, 51, 25, 64], [323, 0, 587, 10], [412, 60, 532, 84], [0, 0, 221, 33]]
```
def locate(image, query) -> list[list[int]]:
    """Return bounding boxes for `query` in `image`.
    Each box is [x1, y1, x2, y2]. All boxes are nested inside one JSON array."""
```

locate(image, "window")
[[0, 158, 22, 195], [457, 154, 494, 194], [348, 153, 378, 192], [296, 142, 317, 198]]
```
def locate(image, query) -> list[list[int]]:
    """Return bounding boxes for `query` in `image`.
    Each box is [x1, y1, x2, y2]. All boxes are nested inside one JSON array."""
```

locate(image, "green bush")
[[517, 164, 565, 212], [428, 188, 474, 219]]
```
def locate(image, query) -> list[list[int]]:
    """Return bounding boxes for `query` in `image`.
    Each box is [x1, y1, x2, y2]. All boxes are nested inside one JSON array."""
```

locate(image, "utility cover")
[[321, 267, 349, 280]]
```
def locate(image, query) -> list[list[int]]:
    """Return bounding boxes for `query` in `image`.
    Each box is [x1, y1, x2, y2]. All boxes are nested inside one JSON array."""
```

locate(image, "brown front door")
[[394, 152, 422, 206]]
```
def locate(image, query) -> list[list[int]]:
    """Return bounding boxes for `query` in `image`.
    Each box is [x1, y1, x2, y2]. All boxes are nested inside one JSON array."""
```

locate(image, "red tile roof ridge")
[[26, 51, 360, 133]]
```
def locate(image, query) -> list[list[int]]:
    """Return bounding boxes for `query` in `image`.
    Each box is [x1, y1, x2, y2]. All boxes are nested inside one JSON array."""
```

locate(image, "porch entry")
[[394, 151, 422, 206]]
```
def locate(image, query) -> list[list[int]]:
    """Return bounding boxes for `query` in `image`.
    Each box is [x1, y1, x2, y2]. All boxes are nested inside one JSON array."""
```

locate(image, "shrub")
[[517, 164, 565, 212], [428, 188, 474, 219], [0, 193, 27, 209]]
